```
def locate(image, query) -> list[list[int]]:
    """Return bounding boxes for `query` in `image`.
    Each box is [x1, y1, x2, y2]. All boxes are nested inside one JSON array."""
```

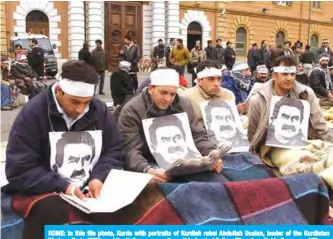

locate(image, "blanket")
[[1, 153, 332, 239]]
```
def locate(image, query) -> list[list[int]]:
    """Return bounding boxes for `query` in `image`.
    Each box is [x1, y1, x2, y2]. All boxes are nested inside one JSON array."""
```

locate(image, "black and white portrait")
[[142, 113, 202, 170], [266, 96, 310, 149], [49, 131, 102, 188], [200, 100, 249, 153]]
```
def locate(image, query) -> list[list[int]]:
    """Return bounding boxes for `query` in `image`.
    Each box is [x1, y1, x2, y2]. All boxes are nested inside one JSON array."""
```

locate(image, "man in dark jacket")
[[309, 53, 333, 106], [118, 68, 222, 182], [213, 39, 225, 64], [78, 42, 92, 65], [224, 41, 236, 70], [204, 40, 214, 60], [91, 39, 108, 95], [110, 61, 134, 106], [300, 45, 315, 77], [5, 60, 124, 198], [317, 39, 333, 65], [253, 40, 269, 69], [27, 38, 44, 77], [120, 36, 141, 91]]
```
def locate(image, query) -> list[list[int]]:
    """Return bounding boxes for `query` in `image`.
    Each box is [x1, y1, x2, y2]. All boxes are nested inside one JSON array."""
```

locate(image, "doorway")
[[187, 21, 202, 52], [26, 10, 49, 36]]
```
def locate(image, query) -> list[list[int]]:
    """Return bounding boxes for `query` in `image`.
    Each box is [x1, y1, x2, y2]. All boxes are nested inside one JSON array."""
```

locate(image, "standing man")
[[300, 45, 315, 77], [78, 42, 92, 65], [190, 40, 206, 85], [253, 40, 269, 69], [120, 36, 141, 91], [169, 38, 190, 76], [204, 40, 214, 60], [152, 39, 166, 71], [213, 39, 225, 65], [27, 38, 44, 77], [317, 39, 333, 65], [165, 38, 176, 68], [91, 39, 108, 95], [224, 41, 236, 70]]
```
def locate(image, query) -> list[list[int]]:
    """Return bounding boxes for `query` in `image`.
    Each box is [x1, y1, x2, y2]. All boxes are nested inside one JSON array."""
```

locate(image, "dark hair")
[[30, 38, 38, 44], [61, 60, 98, 84], [170, 38, 175, 43], [261, 40, 266, 46], [95, 39, 102, 45], [216, 39, 222, 43], [226, 41, 231, 45], [305, 45, 311, 50], [252, 43, 257, 47], [208, 40, 213, 45], [177, 38, 183, 43], [272, 97, 304, 123], [205, 101, 235, 127], [158, 39, 163, 42], [274, 55, 297, 67], [55, 131, 96, 168], [15, 44, 22, 50], [124, 35, 132, 41], [149, 114, 186, 146], [196, 60, 222, 75]]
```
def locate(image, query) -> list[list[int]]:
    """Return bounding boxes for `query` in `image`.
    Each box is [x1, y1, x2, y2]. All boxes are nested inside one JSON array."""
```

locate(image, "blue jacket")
[[4, 85, 125, 194]]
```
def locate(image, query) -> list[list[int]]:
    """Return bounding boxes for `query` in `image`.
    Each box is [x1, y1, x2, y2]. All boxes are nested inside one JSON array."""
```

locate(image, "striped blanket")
[[1, 153, 332, 239]]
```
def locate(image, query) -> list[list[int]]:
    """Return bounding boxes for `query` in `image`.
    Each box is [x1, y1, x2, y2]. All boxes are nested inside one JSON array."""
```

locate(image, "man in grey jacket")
[[118, 68, 222, 182], [91, 39, 108, 95]]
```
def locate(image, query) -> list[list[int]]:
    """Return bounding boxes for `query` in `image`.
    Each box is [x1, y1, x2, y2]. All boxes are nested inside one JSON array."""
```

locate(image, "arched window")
[[187, 21, 202, 52], [310, 34, 319, 50], [275, 31, 285, 47], [235, 27, 247, 57]]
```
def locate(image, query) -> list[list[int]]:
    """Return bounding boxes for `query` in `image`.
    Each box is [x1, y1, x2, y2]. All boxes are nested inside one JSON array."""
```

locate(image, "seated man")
[[181, 60, 235, 125], [248, 55, 333, 184], [117, 68, 222, 182], [5, 60, 124, 198], [252, 65, 269, 83], [296, 63, 309, 86], [309, 53, 333, 106]]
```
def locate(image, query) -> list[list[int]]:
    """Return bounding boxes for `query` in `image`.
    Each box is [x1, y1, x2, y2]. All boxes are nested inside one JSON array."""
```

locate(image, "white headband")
[[59, 78, 95, 97], [197, 68, 222, 79], [319, 56, 330, 62], [273, 66, 296, 73]]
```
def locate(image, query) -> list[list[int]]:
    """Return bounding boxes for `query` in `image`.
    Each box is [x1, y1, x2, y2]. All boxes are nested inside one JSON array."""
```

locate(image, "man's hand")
[[147, 168, 170, 183], [328, 92, 333, 100], [87, 179, 103, 198], [237, 102, 248, 114], [65, 184, 85, 200], [214, 159, 224, 173]]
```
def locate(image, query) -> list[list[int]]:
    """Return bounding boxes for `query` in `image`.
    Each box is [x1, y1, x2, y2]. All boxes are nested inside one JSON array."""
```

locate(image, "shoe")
[[99, 92, 105, 95]]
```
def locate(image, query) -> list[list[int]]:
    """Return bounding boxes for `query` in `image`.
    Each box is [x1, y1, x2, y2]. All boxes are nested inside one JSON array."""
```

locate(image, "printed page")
[[61, 169, 153, 213]]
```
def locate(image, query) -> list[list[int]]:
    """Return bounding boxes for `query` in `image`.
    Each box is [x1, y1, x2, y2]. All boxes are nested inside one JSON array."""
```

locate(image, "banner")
[[45, 225, 333, 239]]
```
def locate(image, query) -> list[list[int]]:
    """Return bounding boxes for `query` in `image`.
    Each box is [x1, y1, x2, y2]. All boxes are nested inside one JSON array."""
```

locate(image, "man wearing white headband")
[[118, 68, 222, 182], [182, 60, 235, 123], [309, 53, 333, 104], [248, 55, 333, 154], [5, 61, 125, 207], [253, 65, 269, 83]]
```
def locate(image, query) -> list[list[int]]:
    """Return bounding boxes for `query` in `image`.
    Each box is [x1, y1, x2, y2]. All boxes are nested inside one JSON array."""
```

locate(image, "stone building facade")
[[1, 1, 333, 69]]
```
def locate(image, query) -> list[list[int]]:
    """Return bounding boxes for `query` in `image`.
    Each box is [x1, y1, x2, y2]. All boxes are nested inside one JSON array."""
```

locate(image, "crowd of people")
[[1, 35, 333, 237]]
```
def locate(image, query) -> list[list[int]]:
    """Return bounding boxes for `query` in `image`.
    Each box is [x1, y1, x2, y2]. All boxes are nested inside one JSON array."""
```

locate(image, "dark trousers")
[[192, 72, 197, 86], [174, 66, 185, 76], [130, 73, 138, 91], [98, 71, 105, 93]]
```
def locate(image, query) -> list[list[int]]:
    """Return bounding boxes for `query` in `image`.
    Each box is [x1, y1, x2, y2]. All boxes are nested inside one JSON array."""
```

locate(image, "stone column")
[[166, 1, 179, 44], [152, 1, 165, 49], [87, 1, 104, 51], [68, 1, 85, 59], [142, 3, 152, 56]]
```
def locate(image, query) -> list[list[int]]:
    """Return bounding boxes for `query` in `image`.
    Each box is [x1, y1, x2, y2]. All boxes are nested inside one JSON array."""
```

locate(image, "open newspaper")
[[60, 169, 153, 214]]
